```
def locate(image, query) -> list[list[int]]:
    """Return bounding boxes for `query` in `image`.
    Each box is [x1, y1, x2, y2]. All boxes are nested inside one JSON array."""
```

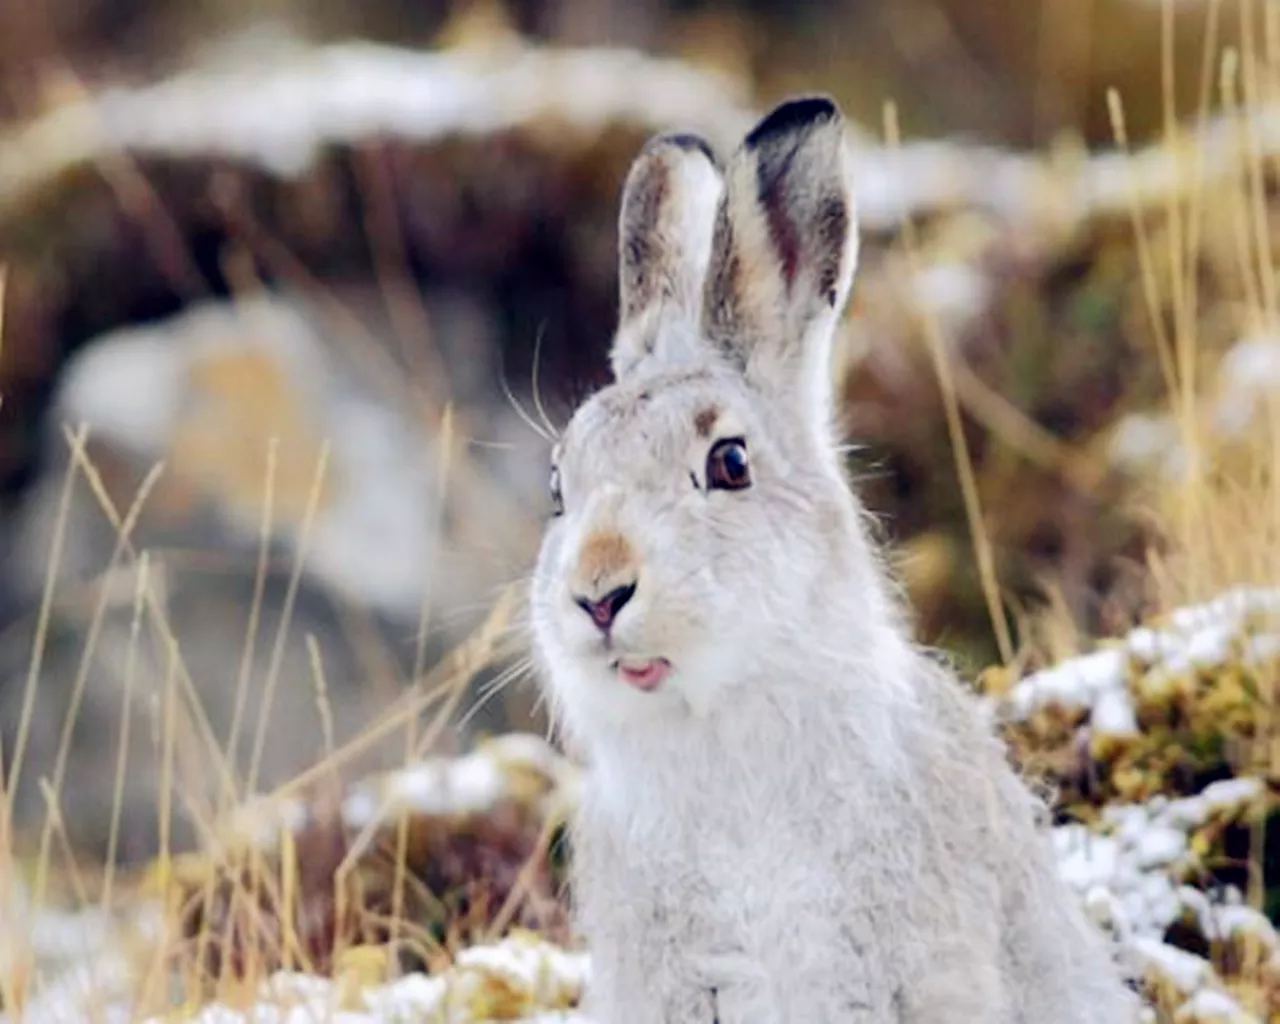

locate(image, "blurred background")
[[0, 0, 1272, 862]]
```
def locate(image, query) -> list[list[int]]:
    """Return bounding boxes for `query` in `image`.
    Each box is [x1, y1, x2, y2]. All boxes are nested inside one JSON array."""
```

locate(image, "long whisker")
[[530, 322, 561, 440], [498, 355, 554, 444], [454, 656, 535, 733]]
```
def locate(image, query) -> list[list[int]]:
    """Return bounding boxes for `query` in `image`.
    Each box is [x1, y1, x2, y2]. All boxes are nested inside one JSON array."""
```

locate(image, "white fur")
[[531, 98, 1139, 1023]]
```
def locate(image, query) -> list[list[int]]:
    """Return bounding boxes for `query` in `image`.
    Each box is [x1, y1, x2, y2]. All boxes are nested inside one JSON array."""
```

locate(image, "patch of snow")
[[1173, 988, 1258, 1023], [1130, 936, 1216, 996], [908, 262, 993, 333], [1092, 688, 1139, 737], [1214, 333, 1280, 438], [1008, 586, 1280, 721], [1006, 646, 1129, 717]]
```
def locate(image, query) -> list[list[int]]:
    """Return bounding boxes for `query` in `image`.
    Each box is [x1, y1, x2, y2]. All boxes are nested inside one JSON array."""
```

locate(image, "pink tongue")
[[617, 659, 669, 691]]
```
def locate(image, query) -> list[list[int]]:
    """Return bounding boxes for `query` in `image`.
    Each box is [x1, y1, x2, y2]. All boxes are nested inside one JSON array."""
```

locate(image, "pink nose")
[[573, 582, 636, 633]]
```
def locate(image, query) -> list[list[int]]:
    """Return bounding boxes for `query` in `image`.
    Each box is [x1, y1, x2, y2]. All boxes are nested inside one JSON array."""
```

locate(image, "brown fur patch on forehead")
[[694, 406, 720, 437]]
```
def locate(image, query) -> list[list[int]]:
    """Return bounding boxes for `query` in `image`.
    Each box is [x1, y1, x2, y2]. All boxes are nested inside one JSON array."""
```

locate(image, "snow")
[[10, 32, 1280, 248], [0, 40, 753, 206], [1005, 586, 1280, 720], [180, 935, 590, 1024], [1130, 936, 1217, 995], [907, 262, 993, 334], [1173, 989, 1258, 1023], [0, 933, 589, 1024], [1006, 645, 1129, 718], [1112, 330, 1280, 481], [1092, 686, 1140, 737]]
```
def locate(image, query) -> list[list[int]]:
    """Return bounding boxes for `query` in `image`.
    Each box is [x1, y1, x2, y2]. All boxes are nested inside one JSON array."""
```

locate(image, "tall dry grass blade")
[[882, 101, 1014, 665], [223, 436, 279, 815], [1161, 0, 1189, 357], [1106, 90, 1181, 406], [36, 778, 90, 911], [32, 459, 164, 910], [483, 805, 560, 943], [1161, 0, 1207, 561], [6, 423, 89, 817], [101, 552, 151, 914], [1166, 0, 1224, 594], [1241, 0, 1278, 327], [156, 635, 179, 895], [64, 428, 232, 840], [1267, 2, 1280, 186], [1107, 85, 1211, 602], [1218, 50, 1264, 325], [413, 404, 455, 684], [246, 440, 331, 799], [306, 634, 337, 765], [393, 403, 457, 955]]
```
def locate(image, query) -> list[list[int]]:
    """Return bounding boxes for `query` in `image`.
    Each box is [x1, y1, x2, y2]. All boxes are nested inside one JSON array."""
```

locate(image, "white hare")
[[530, 96, 1139, 1023]]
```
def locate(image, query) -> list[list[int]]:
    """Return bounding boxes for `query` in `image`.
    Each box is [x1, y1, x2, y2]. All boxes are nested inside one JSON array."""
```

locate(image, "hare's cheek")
[[535, 536, 589, 641], [533, 536, 570, 614]]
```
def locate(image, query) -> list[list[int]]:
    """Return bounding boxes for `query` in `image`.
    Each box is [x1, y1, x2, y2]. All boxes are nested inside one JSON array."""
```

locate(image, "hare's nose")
[[574, 582, 636, 633]]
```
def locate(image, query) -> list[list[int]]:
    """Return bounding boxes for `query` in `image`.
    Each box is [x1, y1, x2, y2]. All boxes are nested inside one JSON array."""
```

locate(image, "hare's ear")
[[701, 96, 857, 428], [611, 133, 723, 381]]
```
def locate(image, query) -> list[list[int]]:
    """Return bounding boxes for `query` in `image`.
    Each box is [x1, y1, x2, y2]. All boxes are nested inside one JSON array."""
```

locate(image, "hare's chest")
[[696, 822, 835, 930]]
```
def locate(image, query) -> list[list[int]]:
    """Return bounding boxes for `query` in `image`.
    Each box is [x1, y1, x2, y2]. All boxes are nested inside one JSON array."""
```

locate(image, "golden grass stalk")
[[881, 101, 1015, 667]]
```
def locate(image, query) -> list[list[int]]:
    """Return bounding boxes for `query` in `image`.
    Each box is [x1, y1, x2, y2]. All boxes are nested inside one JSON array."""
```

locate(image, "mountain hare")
[[530, 96, 1138, 1023]]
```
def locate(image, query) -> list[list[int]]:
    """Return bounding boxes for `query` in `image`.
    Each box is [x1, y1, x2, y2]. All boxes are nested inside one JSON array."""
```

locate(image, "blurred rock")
[[0, 291, 551, 862]]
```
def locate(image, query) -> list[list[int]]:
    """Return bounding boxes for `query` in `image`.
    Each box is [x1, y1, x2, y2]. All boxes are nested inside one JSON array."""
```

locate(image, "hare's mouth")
[[610, 656, 672, 692]]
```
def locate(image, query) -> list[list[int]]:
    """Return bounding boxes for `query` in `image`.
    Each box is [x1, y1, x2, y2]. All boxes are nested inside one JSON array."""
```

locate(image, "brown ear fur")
[[700, 96, 858, 418], [611, 133, 723, 380]]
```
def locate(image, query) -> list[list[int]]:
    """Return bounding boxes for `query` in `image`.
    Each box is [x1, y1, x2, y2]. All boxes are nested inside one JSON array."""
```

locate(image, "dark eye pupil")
[[723, 446, 746, 479], [708, 438, 751, 491]]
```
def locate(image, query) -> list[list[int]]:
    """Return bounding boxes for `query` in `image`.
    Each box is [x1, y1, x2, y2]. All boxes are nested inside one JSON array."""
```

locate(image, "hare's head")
[[532, 97, 888, 736]]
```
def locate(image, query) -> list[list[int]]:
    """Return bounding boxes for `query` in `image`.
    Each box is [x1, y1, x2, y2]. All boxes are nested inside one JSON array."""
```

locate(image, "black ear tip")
[[641, 131, 720, 169], [745, 95, 841, 150]]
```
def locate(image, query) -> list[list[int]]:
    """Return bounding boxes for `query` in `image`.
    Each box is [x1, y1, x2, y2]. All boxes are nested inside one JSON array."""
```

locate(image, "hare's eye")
[[549, 464, 565, 516], [706, 438, 751, 491]]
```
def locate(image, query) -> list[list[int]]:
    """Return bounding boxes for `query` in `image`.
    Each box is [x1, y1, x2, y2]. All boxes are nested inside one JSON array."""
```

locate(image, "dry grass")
[[0, 400, 539, 1021]]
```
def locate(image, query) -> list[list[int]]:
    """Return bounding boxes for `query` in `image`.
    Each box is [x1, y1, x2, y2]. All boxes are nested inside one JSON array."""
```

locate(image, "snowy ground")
[[1006, 586, 1280, 1022]]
